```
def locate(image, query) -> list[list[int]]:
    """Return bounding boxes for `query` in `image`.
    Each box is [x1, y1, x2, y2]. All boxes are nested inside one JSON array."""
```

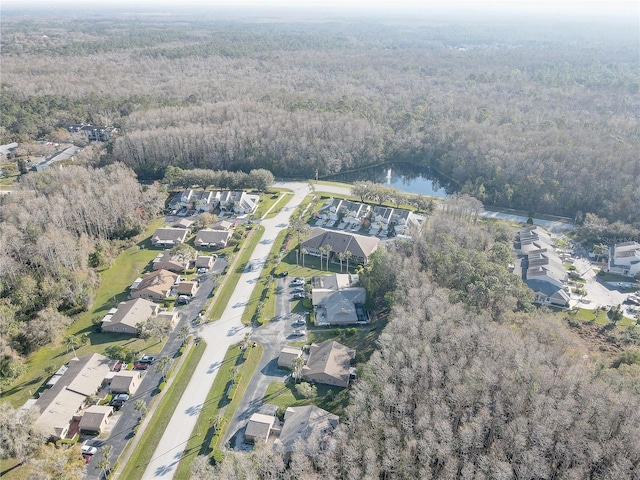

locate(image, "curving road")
[[141, 183, 310, 479]]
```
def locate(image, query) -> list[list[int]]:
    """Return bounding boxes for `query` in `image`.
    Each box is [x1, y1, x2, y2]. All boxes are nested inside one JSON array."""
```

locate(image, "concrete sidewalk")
[[142, 183, 309, 479]]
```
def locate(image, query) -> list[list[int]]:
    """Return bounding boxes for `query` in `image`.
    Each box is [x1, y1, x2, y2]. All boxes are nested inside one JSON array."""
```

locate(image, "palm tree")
[[96, 457, 110, 479], [344, 250, 353, 272], [178, 325, 190, 344], [134, 399, 147, 418], [289, 219, 311, 257], [301, 247, 307, 268], [321, 244, 332, 270], [291, 356, 305, 383], [155, 355, 172, 381], [593, 243, 608, 262], [64, 335, 82, 360], [337, 252, 345, 272]]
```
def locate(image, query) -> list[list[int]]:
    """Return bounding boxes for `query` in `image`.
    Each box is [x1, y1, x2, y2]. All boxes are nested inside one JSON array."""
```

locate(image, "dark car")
[[82, 453, 93, 463], [291, 287, 305, 294], [292, 293, 305, 300], [109, 393, 130, 409], [134, 362, 149, 370]]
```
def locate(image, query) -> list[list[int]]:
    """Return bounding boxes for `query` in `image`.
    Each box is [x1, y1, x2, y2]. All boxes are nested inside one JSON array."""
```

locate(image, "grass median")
[[116, 340, 207, 480], [173, 342, 264, 480], [208, 225, 264, 322]]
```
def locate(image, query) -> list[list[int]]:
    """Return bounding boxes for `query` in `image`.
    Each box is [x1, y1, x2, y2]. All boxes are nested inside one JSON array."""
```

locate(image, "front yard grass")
[[116, 340, 207, 480], [3, 218, 166, 408], [173, 342, 263, 480], [263, 381, 350, 417], [568, 308, 637, 328], [253, 191, 286, 219], [263, 192, 293, 219]]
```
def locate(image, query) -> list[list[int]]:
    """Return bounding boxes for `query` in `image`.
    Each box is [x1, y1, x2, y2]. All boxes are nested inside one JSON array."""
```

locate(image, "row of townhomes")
[[315, 198, 426, 237], [514, 226, 570, 308], [176, 188, 260, 215], [25, 353, 142, 440], [151, 218, 235, 249], [607, 241, 640, 278]]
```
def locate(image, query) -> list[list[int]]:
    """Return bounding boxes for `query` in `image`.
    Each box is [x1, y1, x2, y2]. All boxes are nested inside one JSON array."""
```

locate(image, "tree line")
[[1, 15, 638, 225], [163, 166, 274, 192], [0, 164, 165, 386]]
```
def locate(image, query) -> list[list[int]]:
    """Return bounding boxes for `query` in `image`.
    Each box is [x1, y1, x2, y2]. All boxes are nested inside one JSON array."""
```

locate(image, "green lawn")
[[173, 342, 264, 480], [241, 229, 289, 324], [208, 225, 265, 322], [253, 191, 285, 219], [3, 218, 167, 408], [567, 308, 638, 328], [116, 340, 207, 480], [263, 381, 350, 417]]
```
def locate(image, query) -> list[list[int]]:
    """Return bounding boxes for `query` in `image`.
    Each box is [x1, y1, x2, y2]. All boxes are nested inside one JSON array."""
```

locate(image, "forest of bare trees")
[[203, 208, 640, 479], [1, 13, 638, 224], [0, 164, 165, 385]]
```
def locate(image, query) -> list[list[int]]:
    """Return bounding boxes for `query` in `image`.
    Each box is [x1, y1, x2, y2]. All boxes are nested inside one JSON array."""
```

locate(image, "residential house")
[[152, 250, 188, 273], [130, 269, 179, 301], [34, 145, 81, 172], [608, 242, 640, 278], [110, 370, 142, 395], [515, 226, 570, 308], [33, 353, 112, 440], [278, 346, 303, 369], [151, 227, 189, 248], [173, 218, 195, 230], [195, 229, 232, 249], [301, 228, 379, 265], [245, 413, 276, 444], [195, 255, 216, 270], [216, 190, 260, 215], [371, 206, 394, 226], [212, 219, 234, 231], [302, 341, 355, 388], [274, 405, 339, 457], [66, 124, 115, 142], [102, 298, 158, 335], [311, 274, 366, 325], [177, 281, 199, 297], [78, 405, 113, 434]]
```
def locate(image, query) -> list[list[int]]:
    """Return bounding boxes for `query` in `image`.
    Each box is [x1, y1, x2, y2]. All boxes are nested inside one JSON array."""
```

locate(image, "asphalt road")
[[83, 262, 223, 480], [141, 183, 310, 479], [222, 277, 308, 450]]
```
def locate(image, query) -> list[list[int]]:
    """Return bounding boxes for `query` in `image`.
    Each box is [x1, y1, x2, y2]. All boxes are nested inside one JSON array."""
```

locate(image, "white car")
[[292, 329, 306, 337], [81, 444, 98, 456]]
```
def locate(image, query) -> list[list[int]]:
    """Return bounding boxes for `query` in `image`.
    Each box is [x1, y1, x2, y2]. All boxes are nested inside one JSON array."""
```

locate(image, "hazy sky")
[[2, 0, 638, 16]]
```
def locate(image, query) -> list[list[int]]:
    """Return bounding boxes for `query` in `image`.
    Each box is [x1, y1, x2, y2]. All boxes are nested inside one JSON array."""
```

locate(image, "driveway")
[[571, 258, 629, 310], [222, 277, 308, 450], [141, 183, 310, 479]]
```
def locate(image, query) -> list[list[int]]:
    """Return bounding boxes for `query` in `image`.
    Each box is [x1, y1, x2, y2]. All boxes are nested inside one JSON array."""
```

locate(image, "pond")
[[322, 163, 458, 198]]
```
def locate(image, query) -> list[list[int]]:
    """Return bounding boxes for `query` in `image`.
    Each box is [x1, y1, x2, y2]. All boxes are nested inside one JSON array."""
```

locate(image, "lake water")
[[323, 163, 456, 198]]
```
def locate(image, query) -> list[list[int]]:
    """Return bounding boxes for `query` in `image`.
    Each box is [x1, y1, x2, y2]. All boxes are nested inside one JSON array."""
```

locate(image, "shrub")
[[345, 327, 357, 336], [158, 381, 167, 392], [212, 448, 225, 465], [612, 349, 640, 368], [332, 328, 342, 337]]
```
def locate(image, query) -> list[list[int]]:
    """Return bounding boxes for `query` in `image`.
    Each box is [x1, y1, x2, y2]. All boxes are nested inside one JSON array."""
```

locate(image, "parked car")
[[82, 453, 93, 463], [291, 287, 305, 294], [134, 362, 149, 370], [292, 319, 306, 327], [110, 393, 130, 408], [139, 354, 155, 364], [81, 444, 98, 456], [292, 329, 306, 337], [292, 293, 305, 300], [197, 267, 208, 274], [176, 295, 191, 305], [112, 360, 124, 372]]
